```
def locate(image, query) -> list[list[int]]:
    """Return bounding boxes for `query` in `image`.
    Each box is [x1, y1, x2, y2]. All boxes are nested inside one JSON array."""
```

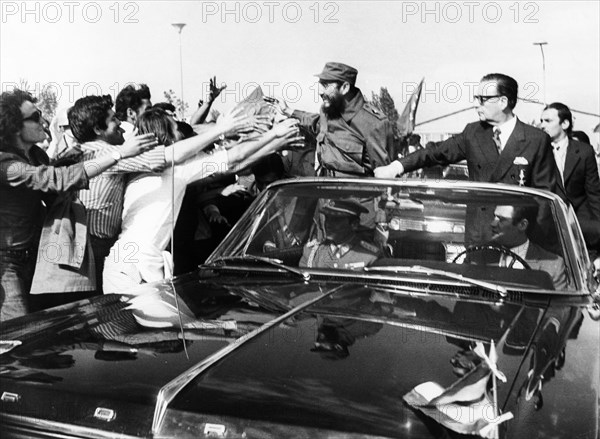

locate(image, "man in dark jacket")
[[375, 73, 564, 200], [540, 102, 600, 254]]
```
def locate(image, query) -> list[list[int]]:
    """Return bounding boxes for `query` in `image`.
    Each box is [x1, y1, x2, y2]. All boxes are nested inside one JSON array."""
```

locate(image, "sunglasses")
[[474, 95, 501, 104], [22, 110, 43, 123]]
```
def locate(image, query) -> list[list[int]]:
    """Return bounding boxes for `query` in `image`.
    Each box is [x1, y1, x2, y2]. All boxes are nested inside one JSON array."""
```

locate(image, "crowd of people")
[[1, 62, 599, 321]]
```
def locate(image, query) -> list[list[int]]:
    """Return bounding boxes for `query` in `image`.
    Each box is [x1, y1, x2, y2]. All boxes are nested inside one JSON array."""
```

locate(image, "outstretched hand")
[[120, 133, 159, 159], [271, 118, 299, 138], [265, 96, 292, 118], [217, 107, 271, 137], [220, 183, 247, 197], [374, 162, 403, 179]]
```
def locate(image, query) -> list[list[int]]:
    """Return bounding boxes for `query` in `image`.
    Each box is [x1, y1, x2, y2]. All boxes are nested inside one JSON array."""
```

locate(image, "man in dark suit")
[[490, 204, 567, 290], [374, 73, 564, 199], [540, 102, 600, 253]]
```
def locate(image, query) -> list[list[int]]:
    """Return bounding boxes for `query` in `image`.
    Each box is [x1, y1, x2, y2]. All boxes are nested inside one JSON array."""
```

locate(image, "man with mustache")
[[280, 62, 393, 177]]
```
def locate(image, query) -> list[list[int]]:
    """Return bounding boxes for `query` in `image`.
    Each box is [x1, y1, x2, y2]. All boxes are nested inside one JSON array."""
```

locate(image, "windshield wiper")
[[364, 264, 508, 297], [207, 255, 311, 282]]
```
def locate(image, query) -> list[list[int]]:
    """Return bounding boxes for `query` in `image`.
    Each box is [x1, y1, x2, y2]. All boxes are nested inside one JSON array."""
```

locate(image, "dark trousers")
[[90, 235, 117, 294]]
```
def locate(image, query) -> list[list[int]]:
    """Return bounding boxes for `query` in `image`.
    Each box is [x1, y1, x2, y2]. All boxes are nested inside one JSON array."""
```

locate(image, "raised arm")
[[227, 119, 301, 172], [1, 139, 156, 192], [164, 107, 265, 166], [189, 76, 227, 126]]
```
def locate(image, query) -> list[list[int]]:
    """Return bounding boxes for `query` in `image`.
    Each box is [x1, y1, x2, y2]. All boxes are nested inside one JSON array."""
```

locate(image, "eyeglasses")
[[474, 95, 501, 104], [22, 110, 42, 123]]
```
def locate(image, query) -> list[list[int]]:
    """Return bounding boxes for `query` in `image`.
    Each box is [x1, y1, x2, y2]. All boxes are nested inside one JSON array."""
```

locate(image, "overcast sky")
[[1, 1, 598, 133]]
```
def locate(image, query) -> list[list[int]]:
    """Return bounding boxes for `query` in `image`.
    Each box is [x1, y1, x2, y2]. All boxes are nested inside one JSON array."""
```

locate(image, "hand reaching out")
[[120, 133, 159, 159], [204, 204, 230, 226], [217, 107, 271, 137], [220, 183, 247, 197], [271, 118, 299, 138]]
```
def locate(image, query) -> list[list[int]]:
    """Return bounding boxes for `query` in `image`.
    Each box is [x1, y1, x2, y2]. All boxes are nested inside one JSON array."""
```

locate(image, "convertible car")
[[1, 178, 599, 438]]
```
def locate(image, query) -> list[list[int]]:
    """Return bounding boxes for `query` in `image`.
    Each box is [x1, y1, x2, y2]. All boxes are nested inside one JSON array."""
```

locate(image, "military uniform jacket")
[[293, 89, 393, 176], [299, 236, 379, 269], [399, 119, 565, 198]]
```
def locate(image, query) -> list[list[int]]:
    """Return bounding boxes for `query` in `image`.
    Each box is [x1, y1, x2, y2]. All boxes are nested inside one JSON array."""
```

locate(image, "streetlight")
[[533, 41, 548, 104], [172, 23, 187, 120]]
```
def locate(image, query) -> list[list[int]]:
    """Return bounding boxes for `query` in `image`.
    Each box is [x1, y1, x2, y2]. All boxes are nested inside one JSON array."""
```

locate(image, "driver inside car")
[[488, 204, 567, 290], [299, 198, 379, 269]]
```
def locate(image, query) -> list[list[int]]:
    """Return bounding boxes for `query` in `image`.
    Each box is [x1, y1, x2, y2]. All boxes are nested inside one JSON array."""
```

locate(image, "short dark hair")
[[408, 133, 421, 146], [137, 107, 178, 146], [176, 121, 196, 140], [136, 84, 151, 100], [115, 84, 151, 121], [152, 102, 176, 113], [545, 102, 573, 135], [512, 204, 539, 235], [68, 95, 113, 143], [571, 130, 590, 144], [481, 73, 518, 110], [0, 89, 37, 149]]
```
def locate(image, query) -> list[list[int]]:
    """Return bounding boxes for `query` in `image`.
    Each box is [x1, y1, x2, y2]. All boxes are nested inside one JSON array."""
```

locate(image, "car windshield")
[[211, 181, 577, 292]]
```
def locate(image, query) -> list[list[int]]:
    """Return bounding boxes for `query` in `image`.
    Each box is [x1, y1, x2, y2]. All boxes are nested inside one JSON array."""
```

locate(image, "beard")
[[321, 92, 346, 119]]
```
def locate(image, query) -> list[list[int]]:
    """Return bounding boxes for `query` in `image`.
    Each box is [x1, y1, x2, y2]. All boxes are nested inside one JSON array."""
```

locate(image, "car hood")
[[1, 274, 596, 438], [154, 282, 542, 438]]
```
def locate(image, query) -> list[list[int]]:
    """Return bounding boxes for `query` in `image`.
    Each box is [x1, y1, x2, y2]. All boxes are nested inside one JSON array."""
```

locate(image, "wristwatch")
[[110, 151, 122, 162]]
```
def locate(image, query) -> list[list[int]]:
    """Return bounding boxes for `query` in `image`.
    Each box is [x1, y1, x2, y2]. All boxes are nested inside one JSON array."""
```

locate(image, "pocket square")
[[513, 157, 528, 165]]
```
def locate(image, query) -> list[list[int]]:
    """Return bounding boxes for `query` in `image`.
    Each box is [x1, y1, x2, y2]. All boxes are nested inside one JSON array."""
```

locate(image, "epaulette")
[[359, 240, 379, 254], [306, 239, 320, 248], [362, 103, 387, 120]]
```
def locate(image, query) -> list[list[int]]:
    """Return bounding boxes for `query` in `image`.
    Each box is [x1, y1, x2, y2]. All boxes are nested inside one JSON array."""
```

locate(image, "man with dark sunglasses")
[[374, 73, 564, 201]]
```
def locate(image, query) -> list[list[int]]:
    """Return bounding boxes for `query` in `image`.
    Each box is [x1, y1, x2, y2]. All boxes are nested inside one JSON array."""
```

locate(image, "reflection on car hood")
[[1, 275, 597, 438]]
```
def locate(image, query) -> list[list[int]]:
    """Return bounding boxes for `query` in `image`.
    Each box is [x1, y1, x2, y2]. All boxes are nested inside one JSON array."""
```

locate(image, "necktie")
[[493, 128, 502, 154]]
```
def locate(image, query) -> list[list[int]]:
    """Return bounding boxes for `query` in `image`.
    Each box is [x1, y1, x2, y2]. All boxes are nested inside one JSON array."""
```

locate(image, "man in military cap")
[[279, 62, 393, 176], [299, 198, 380, 269]]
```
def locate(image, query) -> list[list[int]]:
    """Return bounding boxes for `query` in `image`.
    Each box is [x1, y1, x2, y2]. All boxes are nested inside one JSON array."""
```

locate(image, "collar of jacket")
[[342, 88, 365, 123]]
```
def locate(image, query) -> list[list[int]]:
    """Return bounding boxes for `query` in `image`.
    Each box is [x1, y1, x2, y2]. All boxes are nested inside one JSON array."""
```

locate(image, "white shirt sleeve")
[[177, 149, 229, 183]]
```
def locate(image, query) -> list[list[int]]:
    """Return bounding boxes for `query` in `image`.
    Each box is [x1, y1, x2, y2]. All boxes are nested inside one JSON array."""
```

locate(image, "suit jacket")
[[525, 242, 567, 291], [400, 119, 565, 199], [563, 139, 600, 220]]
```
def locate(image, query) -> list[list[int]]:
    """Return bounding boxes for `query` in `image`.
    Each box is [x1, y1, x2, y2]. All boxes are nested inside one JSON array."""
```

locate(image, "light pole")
[[172, 23, 187, 120], [533, 42, 548, 104]]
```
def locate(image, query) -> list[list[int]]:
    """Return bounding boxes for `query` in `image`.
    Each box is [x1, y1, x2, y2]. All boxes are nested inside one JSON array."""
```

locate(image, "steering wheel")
[[452, 244, 531, 269]]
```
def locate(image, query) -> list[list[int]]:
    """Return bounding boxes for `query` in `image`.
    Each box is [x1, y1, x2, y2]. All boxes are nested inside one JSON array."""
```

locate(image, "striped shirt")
[[77, 140, 166, 239]]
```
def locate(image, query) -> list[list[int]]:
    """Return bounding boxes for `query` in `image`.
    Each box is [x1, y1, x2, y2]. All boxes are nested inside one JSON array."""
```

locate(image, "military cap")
[[322, 198, 369, 218], [315, 62, 358, 86]]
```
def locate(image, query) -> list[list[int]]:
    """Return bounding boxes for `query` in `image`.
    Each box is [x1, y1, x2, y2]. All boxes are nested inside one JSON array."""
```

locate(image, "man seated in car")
[[299, 198, 379, 269], [489, 204, 567, 290]]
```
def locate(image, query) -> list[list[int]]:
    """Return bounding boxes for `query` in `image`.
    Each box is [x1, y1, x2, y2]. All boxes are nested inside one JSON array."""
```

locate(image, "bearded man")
[[280, 62, 392, 177]]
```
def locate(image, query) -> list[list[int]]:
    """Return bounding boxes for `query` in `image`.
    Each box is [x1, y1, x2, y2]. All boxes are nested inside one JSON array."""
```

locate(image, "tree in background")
[[14, 78, 58, 122], [163, 89, 189, 120], [371, 87, 402, 159], [38, 87, 59, 122], [371, 87, 400, 139]]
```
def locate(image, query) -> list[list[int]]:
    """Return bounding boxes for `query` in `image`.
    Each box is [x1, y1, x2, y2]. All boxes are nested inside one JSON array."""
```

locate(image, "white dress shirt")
[[551, 136, 569, 181], [495, 116, 518, 152]]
